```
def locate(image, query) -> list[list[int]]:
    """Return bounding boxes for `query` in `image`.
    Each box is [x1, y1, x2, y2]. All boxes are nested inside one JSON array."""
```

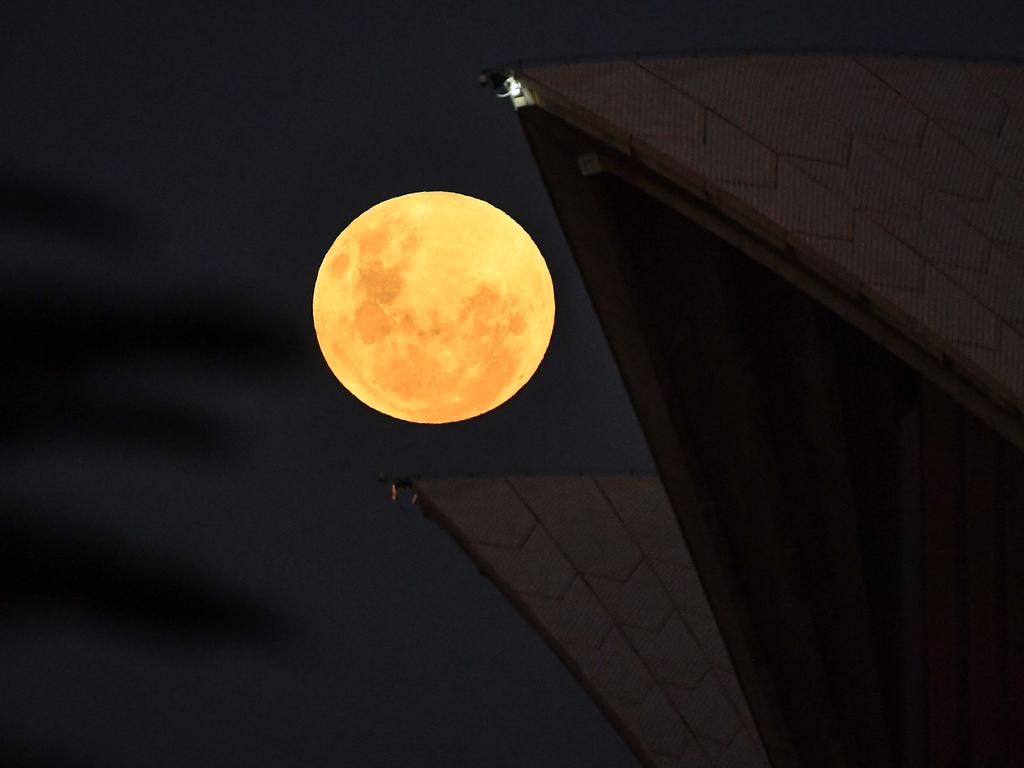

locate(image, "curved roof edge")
[[502, 54, 1024, 450], [480, 49, 1024, 85]]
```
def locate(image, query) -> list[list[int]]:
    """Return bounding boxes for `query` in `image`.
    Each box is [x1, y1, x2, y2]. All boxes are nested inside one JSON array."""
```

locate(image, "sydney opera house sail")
[[408, 55, 1024, 767], [414, 475, 771, 768]]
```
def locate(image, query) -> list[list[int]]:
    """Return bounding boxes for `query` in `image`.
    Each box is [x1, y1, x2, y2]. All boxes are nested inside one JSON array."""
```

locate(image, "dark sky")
[[3, 2, 1022, 766]]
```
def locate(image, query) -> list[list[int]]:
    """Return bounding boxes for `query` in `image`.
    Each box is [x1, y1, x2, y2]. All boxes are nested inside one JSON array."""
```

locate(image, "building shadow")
[[1, 173, 300, 641]]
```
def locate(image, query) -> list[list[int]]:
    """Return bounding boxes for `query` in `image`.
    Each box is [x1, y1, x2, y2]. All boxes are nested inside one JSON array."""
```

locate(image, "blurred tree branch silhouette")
[[1, 174, 297, 647]]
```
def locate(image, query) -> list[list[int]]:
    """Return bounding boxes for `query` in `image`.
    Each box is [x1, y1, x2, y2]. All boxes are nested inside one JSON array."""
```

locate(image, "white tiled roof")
[[415, 475, 771, 768]]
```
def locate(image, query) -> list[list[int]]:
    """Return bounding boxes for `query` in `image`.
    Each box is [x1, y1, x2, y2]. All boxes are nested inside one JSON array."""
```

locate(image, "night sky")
[[3, 2, 1022, 766]]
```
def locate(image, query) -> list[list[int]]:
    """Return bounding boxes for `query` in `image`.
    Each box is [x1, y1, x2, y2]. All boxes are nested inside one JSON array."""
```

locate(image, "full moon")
[[312, 191, 555, 423]]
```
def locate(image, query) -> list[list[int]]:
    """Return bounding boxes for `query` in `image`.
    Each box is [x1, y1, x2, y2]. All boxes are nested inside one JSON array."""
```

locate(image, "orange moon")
[[312, 191, 555, 423]]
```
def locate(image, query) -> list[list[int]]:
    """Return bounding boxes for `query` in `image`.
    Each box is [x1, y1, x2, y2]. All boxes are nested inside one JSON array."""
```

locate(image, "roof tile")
[[650, 559, 715, 619], [722, 731, 773, 768], [719, 162, 853, 239], [866, 194, 989, 272], [523, 575, 612, 647], [590, 562, 674, 630], [478, 524, 574, 598], [857, 58, 1010, 134], [567, 626, 653, 704], [416, 477, 534, 547], [595, 475, 694, 566], [610, 689, 692, 757], [624, 612, 711, 688], [944, 244, 1024, 328], [965, 62, 1024, 110], [639, 111, 777, 188], [860, 122, 994, 200], [529, 60, 704, 143], [787, 137, 923, 217], [935, 178, 1024, 248], [668, 674, 743, 743], [509, 476, 643, 581], [644, 56, 854, 163], [798, 212, 925, 291], [874, 265, 1001, 350]]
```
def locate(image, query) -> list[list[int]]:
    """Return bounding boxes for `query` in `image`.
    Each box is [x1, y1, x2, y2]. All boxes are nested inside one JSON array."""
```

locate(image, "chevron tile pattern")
[[522, 55, 1024, 409], [415, 475, 771, 768]]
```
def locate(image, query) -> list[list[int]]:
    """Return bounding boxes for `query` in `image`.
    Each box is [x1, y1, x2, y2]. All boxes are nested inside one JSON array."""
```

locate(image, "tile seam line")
[[592, 475, 769, 760], [502, 475, 713, 764], [625, 59, 1024, 349]]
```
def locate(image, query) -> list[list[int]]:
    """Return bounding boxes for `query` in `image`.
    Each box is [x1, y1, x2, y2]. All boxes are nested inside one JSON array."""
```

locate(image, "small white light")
[[496, 75, 533, 109], [497, 76, 523, 98]]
